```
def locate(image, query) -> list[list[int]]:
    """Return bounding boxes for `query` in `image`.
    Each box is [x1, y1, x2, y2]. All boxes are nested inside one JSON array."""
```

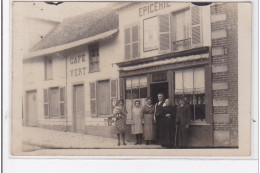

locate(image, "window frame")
[[44, 86, 65, 119], [124, 23, 140, 60], [174, 67, 206, 121], [171, 7, 192, 52], [88, 43, 100, 73], [143, 15, 159, 52], [44, 56, 53, 80]]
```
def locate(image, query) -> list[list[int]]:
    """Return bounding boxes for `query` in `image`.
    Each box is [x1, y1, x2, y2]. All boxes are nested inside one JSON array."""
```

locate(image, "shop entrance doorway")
[[150, 82, 169, 104]]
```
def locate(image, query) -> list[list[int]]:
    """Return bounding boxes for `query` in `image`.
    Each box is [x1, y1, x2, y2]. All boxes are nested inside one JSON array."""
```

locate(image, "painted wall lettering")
[[70, 67, 87, 77], [69, 53, 88, 77], [139, 2, 171, 17], [70, 53, 85, 64]]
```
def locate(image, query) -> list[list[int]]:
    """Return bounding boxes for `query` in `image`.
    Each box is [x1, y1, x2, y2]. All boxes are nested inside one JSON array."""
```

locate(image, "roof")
[[120, 54, 209, 71], [30, 7, 119, 52]]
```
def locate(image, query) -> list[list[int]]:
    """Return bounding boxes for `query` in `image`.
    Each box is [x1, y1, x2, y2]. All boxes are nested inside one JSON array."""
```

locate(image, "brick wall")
[[210, 3, 238, 147]]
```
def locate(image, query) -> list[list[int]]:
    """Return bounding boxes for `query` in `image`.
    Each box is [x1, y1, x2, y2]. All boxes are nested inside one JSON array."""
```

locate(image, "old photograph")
[[11, 1, 252, 156]]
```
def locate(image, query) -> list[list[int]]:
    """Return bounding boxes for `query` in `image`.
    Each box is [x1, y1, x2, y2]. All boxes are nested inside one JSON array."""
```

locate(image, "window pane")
[[132, 88, 139, 99], [45, 58, 53, 80], [194, 68, 205, 94], [175, 71, 183, 94], [139, 76, 147, 87], [131, 77, 139, 88], [140, 87, 147, 98], [183, 70, 193, 94], [126, 89, 132, 99], [126, 78, 132, 89], [97, 80, 110, 115]]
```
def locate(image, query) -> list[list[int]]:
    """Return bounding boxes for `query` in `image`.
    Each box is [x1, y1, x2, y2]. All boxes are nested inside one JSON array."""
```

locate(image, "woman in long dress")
[[131, 100, 144, 145], [112, 99, 127, 146], [143, 98, 155, 145], [160, 99, 176, 148]]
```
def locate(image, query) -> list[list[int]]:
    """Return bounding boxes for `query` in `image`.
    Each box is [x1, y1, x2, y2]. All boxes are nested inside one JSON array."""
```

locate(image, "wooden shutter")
[[90, 82, 97, 116], [59, 87, 65, 117], [131, 25, 139, 59], [110, 79, 118, 113], [125, 28, 131, 60], [159, 13, 171, 53], [43, 89, 49, 118], [191, 5, 202, 48]]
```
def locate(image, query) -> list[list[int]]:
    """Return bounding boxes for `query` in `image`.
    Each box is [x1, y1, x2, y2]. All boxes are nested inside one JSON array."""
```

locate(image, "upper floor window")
[[44, 57, 53, 80], [124, 24, 139, 60], [156, 5, 203, 54], [89, 43, 99, 73], [172, 8, 191, 51]]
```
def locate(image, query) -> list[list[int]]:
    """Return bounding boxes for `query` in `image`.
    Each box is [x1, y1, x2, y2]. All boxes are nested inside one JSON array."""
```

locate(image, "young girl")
[[131, 100, 144, 145], [112, 99, 127, 146]]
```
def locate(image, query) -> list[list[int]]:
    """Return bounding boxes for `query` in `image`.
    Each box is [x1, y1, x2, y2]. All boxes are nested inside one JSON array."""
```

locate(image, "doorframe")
[[25, 89, 38, 126], [72, 82, 85, 132]]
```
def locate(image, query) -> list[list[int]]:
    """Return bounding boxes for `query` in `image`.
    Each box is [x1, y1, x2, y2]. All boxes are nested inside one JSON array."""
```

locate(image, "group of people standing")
[[111, 93, 191, 148]]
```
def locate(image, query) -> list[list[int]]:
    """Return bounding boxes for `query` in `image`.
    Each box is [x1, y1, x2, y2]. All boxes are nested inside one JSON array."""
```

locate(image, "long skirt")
[[160, 117, 176, 148], [143, 114, 155, 140], [115, 118, 126, 134]]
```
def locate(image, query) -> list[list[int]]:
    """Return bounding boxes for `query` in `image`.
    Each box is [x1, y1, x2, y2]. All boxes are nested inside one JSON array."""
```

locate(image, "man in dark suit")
[[176, 96, 191, 148], [154, 93, 165, 144]]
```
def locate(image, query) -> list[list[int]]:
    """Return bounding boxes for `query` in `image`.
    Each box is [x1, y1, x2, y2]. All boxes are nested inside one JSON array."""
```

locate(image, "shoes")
[[117, 142, 120, 146]]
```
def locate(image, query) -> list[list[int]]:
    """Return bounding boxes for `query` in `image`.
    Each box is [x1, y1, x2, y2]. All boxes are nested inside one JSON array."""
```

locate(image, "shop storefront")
[[117, 47, 213, 147]]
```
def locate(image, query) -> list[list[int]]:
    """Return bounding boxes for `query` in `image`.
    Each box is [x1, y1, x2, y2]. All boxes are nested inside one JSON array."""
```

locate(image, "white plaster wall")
[[118, 2, 211, 60], [23, 54, 67, 126]]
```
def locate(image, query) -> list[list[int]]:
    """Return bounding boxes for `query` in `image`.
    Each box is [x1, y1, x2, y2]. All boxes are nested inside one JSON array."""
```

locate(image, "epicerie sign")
[[69, 53, 87, 77], [139, 2, 171, 17]]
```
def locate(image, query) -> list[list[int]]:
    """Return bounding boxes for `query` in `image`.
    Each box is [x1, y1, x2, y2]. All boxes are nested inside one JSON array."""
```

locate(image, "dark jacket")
[[176, 103, 191, 126], [155, 100, 165, 119], [162, 105, 176, 119]]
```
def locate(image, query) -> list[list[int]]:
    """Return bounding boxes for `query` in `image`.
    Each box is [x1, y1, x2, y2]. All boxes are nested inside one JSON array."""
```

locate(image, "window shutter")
[[191, 5, 202, 48], [43, 89, 49, 118], [125, 28, 131, 60], [90, 82, 97, 116], [110, 79, 118, 114], [59, 87, 65, 117], [131, 25, 139, 59], [159, 14, 171, 53]]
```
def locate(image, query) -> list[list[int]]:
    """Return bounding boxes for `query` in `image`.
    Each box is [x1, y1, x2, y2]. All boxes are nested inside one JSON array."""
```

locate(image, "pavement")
[[22, 126, 163, 152]]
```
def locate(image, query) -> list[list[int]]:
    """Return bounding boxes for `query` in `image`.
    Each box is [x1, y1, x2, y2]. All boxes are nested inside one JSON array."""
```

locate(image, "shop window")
[[174, 68, 205, 120], [89, 44, 99, 72], [44, 57, 53, 80], [125, 76, 147, 123], [124, 24, 139, 60], [44, 86, 65, 118]]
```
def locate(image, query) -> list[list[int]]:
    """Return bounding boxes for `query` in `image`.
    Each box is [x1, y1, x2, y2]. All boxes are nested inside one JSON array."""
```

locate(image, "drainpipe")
[[65, 55, 68, 132]]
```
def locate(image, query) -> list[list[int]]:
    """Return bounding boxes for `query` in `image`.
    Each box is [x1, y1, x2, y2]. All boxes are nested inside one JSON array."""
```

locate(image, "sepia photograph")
[[11, 1, 252, 156]]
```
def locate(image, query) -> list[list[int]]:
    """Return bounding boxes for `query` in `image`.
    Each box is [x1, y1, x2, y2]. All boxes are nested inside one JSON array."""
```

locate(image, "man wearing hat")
[[176, 96, 191, 148]]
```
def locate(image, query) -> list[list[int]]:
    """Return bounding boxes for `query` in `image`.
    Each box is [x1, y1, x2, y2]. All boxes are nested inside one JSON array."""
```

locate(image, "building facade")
[[23, 2, 238, 147]]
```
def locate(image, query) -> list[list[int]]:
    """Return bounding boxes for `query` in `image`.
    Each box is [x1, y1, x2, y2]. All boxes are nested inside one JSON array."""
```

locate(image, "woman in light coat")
[[131, 100, 144, 145]]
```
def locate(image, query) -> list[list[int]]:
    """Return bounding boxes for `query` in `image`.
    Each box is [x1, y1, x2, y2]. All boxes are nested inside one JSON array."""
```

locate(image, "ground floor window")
[[90, 79, 118, 117], [125, 75, 147, 122], [97, 80, 110, 115], [174, 68, 205, 120], [44, 86, 65, 118]]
